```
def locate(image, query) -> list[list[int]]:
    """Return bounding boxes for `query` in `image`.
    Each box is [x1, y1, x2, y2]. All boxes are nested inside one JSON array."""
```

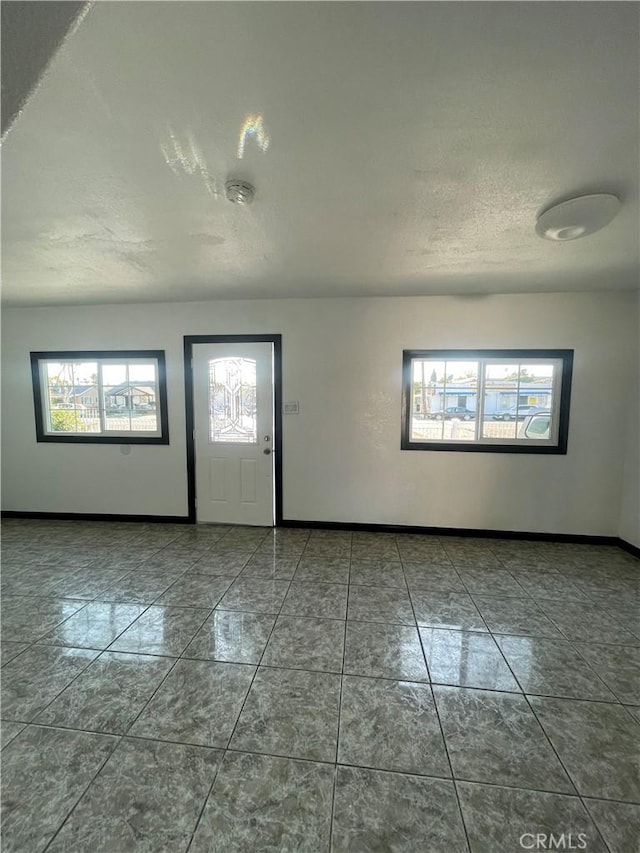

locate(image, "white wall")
[[618, 297, 640, 548], [2, 290, 637, 538]]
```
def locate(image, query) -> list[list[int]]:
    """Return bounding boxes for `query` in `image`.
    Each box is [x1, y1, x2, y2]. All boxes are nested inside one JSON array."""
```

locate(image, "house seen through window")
[[30, 351, 169, 444], [402, 349, 573, 453]]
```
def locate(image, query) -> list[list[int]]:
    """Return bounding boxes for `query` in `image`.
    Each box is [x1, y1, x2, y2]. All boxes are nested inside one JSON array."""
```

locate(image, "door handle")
[[263, 448, 271, 455]]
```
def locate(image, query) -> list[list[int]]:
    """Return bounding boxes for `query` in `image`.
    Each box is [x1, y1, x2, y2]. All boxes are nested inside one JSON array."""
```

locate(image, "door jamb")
[[184, 334, 283, 526]]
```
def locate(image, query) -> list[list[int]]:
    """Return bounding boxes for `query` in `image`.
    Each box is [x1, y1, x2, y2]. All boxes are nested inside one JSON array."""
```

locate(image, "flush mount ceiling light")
[[535, 193, 621, 241], [225, 179, 255, 205]]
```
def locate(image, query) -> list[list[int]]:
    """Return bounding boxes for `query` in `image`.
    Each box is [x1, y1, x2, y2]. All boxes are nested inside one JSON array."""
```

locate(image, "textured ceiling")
[[1, 1, 639, 306]]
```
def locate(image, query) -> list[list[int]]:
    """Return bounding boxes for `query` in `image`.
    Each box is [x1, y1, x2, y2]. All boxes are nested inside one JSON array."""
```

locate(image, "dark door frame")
[[183, 334, 283, 525]]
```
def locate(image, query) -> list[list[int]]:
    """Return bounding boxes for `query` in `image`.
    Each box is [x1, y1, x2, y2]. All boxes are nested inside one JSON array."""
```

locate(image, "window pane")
[[45, 361, 98, 434], [411, 360, 478, 442], [209, 358, 257, 443], [481, 363, 520, 439], [103, 362, 159, 433]]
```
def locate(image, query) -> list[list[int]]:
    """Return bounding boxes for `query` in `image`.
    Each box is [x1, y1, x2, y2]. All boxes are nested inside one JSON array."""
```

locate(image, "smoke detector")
[[225, 180, 255, 205]]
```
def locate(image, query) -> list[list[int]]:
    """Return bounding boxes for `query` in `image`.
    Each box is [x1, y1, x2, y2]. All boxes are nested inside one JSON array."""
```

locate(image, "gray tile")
[[0, 724, 117, 853], [262, 615, 345, 672], [511, 570, 593, 602], [529, 696, 640, 802], [43, 601, 147, 649], [472, 596, 565, 638], [34, 651, 174, 734], [350, 543, 401, 562], [1, 644, 99, 722], [240, 554, 300, 580], [155, 573, 234, 607], [344, 621, 428, 681], [0, 721, 25, 750], [0, 641, 30, 667], [97, 569, 183, 603], [332, 766, 468, 852], [137, 552, 201, 571], [130, 658, 255, 747], [183, 610, 275, 663], [230, 666, 341, 762], [46, 737, 222, 853], [190, 751, 334, 853], [349, 560, 405, 588], [537, 600, 640, 646], [572, 642, 640, 704], [217, 578, 290, 614], [457, 781, 607, 853], [458, 569, 526, 596], [294, 557, 350, 584], [625, 704, 640, 724], [338, 675, 449, 776], [188, 553, 249, 575], [434, 686, 574, 793], [109, 605, 210, 656], [584, 798, 640, 853], [421, 628, 520, 691], [496, 636, 618, 701], [410, 590, 488, 631], [1, 596, 87, 642], [281, 581, 348, 619], [347, 585, 415, 625], [48, 567, 132, 599], [402, 562, 465, 591]]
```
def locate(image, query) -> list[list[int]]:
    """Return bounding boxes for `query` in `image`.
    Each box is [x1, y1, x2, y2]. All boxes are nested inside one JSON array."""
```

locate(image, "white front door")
[[193, 342, 274, 526]]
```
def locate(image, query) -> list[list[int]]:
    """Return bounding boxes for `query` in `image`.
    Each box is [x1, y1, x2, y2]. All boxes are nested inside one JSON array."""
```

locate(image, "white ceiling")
[[2, 1, 639, 307]]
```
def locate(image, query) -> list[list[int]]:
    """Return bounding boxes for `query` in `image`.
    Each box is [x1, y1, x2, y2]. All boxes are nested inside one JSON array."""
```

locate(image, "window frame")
[[401, 349, 573, 454], [30, 350, 170, 444]]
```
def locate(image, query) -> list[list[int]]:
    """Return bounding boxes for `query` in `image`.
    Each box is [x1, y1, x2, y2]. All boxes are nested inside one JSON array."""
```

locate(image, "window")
[[30, 351, 169, 444], [401, 349, 573, 453]]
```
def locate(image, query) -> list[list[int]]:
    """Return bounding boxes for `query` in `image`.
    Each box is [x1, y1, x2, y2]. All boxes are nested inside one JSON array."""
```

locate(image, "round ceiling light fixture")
[[225, 179, 255, 205], [535, 193, 621, 241]]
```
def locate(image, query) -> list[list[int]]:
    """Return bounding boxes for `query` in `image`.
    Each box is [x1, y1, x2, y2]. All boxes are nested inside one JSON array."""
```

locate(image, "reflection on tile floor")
[[1, 520, 638, 851]]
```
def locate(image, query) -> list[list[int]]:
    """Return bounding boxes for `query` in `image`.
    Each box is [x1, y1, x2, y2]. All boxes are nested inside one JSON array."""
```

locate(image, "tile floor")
[[1, 519, 639, 852]]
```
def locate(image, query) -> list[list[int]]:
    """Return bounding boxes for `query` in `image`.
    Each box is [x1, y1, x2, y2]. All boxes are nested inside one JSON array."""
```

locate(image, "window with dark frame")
[[30, 350, 169, 444], [401, 349, 573, 454]]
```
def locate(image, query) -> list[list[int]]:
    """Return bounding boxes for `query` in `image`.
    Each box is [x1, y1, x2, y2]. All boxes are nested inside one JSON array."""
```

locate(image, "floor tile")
[[331, 766, 468, 852], [511, 570, 593, 603], [261, 615, 345, 672], [350, 543, 401, 562], [0, 724, 117, 853], [34, 651, 174, 734], [293, 557, 350, 584], [344, 621, 429, 681], [48, 567, 132, 599], [338, 675, 450, 776], [583, 798, 640, 853], [402, 562, 465, 591], [410, 590, 488, 631], [349, 559, 405, 588], [1, 645, 99, 722], [347, 584, 415, 625], [281, 581, 348, 619], [572, 642, 640, 704], [472, 595, 565, 638], [43, 601, 147, 649], [240, 554, 300, 580], [1, 596, 87, 642], [0, 641, 30, 667], [217, 577, 290, 613], [45, 737, 222, 853], [421, 628, 520, 691], [182, 610, 275, 663], [188, 553, 250, 575], [457, 569, 526, 597], [495, 636, 618, 701], [0, 721, 25, 750], [154, 573, 234, 607], [433, 686, 574, 793], [130, 658, 255, 747], [189, 751, 334, 853], [109, 605, 210, 656], [624, 704, 640, 724], [137, 552, 201, 572], [537, 600, 640, 646], [230, 666, 341, 762], [529, 696, 640, 802], [97, 569, 183, 604], [457, 781, 607, 853]]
